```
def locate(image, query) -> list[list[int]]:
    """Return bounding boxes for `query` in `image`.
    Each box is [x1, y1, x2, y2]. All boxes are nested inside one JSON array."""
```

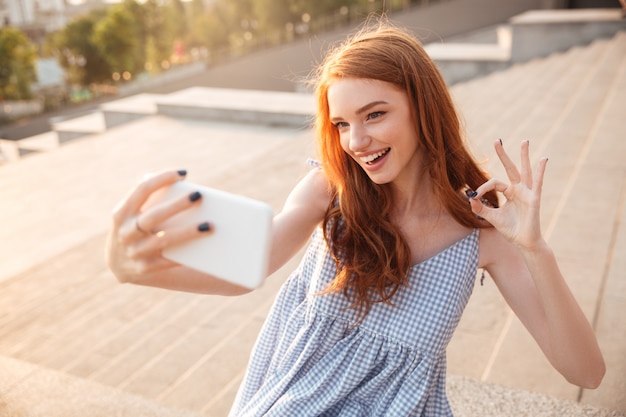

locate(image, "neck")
[[389, 172, 441, 220]]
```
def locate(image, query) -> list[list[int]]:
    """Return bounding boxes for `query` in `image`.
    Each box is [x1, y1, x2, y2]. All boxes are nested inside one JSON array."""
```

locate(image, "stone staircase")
[[0, 25, 624, 417], [447, 30, 626, 411]]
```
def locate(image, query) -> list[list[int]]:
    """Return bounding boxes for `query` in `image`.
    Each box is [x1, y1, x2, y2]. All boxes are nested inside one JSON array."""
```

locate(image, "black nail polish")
[[469, 191, 478, 199], [189, 191, 202, 202], [198, 222, 211, 232], [499, 138, 503, 146], [177, 169, 187, 176]]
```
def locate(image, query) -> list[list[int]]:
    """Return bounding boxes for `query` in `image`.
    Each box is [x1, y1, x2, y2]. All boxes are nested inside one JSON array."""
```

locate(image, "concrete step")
[[1, 354, 621, 417], [451, 47, 576, 147], [462, 42, 598, 167], [100, 93, 163, 129], [455, 37, 612, 152], [447, 30, 626, 408], [0, 355, 204, 417], [50, 111, 106, 143], [155, 86, 315, 128]]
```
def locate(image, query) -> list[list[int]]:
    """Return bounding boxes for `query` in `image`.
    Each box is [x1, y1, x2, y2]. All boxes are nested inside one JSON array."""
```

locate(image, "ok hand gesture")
[[469, 140, 549, 250]]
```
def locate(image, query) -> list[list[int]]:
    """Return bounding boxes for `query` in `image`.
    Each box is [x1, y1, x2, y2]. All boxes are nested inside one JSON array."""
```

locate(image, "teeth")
[[360, 148, 390, 164]]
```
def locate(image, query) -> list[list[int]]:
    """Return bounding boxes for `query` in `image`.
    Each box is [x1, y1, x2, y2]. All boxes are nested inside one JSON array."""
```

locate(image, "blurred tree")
[[166, 0, 188, 41], [189, 0, 205, 17], [92, 5, 139, 77], [42, 0, 380, 91], [230, 0, 256, 29], [118, 0, 148, 68], [293, 0, 369, 27], [252, 0, 297, 35], [185, 0, 207, 51], [248, 0, 368, 40], [137, 0, 172, 72], [188, 1, 236, 57], [50, 10, 111, 86], [164, 0, 189, 64], [0, 26, 37, 100]]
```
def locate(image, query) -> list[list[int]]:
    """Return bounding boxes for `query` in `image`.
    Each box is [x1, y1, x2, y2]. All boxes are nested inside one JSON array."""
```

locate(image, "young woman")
[[106, 22, 605, 416]]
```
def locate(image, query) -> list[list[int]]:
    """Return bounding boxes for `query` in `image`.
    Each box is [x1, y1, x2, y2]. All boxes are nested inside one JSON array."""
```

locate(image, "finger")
[[137, 189, 203, 234], [118, 188, 203, 243], [129, 169, 188, 215], [533, 157, 548, 198], [469, 196, 496, 220], [131, 256, 180, 276], [469, 178, 508, 220], [473, 178, 509, 197], [128, 222, 213, 259], [135, 217, 150, 235], [114, 217, 141, 245], [113, 169, 187, 224], [520, 140, 532, 188], [494, 139, 521, 183]]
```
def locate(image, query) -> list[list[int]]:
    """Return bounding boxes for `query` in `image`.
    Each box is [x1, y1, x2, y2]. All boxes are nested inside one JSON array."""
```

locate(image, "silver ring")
[[135, 218, 149, 234]]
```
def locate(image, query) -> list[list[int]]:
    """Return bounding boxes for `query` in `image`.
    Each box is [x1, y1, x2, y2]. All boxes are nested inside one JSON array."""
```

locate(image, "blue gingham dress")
[[229, 227, 479, 416]]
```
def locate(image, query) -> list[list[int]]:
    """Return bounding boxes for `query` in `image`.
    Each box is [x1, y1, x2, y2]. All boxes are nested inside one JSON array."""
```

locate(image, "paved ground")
[[0, 20, 624, 417]]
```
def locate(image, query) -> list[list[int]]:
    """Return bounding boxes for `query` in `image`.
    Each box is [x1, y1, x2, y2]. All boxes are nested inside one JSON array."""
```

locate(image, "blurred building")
[[1, 0, 66, 34], [0, 0, 112, 39]]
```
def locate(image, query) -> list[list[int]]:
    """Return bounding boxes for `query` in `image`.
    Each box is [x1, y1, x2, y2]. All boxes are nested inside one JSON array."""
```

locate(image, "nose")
[[348, 124, 371, 152]]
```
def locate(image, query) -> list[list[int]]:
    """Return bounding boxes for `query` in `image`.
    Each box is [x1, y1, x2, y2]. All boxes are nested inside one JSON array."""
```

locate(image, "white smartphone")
[[144, 181, 274, 289]]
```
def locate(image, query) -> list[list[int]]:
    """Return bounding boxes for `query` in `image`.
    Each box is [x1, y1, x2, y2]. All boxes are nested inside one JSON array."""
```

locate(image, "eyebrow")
[[330, 100, 389, 122], [356, 100, 388, 115]]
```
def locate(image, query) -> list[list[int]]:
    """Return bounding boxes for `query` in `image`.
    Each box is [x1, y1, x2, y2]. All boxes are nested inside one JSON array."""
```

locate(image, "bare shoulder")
[[283, 167, 332, 217], [478, 226, 519, 271]]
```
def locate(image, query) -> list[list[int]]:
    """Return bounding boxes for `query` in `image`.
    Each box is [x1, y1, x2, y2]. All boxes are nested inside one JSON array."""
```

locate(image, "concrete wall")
[[510, 9, 626, 62], [391, 0, 549, 43]]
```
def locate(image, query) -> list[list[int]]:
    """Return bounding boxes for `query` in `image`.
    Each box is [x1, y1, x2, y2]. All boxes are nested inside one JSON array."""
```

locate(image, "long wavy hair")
[[313, 21, 497, 318]]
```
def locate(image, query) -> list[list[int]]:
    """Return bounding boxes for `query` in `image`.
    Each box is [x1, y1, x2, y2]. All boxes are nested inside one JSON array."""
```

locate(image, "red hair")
[[313, 21, 497, 318]]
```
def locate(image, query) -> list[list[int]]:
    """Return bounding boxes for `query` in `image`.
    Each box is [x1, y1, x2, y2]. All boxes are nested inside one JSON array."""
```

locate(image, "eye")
[[333, 121, 349, 129], [366, 111, 386, 121]]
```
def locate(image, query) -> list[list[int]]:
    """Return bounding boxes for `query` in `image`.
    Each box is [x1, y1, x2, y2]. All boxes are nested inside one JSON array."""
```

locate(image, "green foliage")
[[188, 1, 235, 51], [92, 5, 139, 74], [189, 0, 205, 18], [0, 26, 38, 100], [119, 0, 172, 74], [45, 0, 390, 89], [50, 10, 111, 85], [253, 0, 297, 33], [166, 0, 188, 40]]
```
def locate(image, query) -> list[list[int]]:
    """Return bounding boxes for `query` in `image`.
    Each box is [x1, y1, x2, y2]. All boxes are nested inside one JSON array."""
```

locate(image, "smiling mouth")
[[360, 148, 391, 165]]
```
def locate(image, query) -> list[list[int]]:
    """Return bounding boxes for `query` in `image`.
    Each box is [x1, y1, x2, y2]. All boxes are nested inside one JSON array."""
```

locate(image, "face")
[[327, 78, 423, 188]]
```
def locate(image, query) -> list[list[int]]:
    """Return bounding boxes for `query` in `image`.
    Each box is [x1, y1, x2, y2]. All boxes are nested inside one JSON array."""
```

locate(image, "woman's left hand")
[[470, 140, 549, 250]]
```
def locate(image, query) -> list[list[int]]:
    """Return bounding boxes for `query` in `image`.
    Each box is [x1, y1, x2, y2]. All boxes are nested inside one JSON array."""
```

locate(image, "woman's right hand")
[[105, 169, 211, 284]]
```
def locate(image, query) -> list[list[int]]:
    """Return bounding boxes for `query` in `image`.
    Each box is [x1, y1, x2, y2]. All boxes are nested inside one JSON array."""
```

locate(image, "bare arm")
[[105, 168, 330, 295], [267, 167, 330, 275], [473, 140, 605, 389]]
